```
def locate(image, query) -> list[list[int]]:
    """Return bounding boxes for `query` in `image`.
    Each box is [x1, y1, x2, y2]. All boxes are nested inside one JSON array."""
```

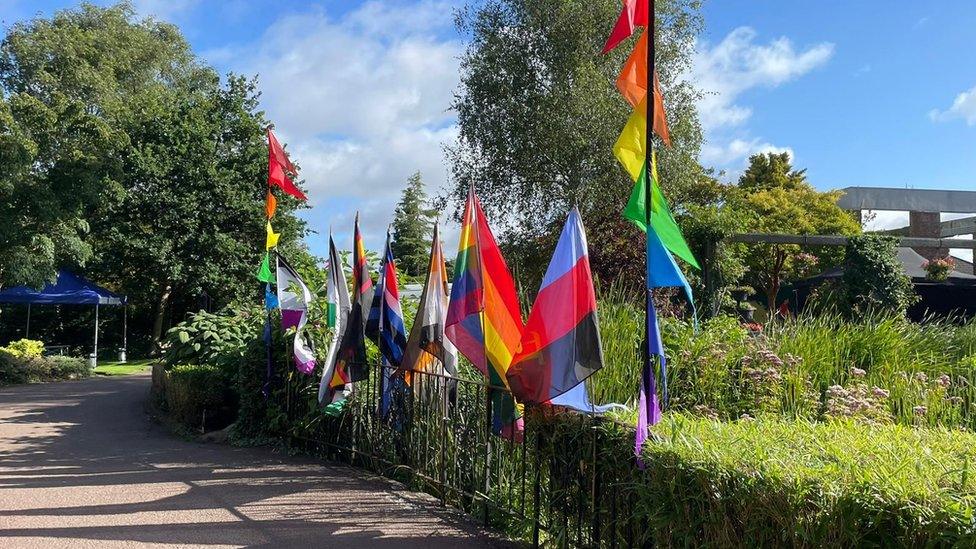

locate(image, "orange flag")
[[265, 191, 277, 219], [616, 29, 671, 147]]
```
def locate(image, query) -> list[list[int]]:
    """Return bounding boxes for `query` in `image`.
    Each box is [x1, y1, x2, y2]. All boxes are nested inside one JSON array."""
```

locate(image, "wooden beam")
[[941, 216, 976, 237], [727, 233, 976, 249]]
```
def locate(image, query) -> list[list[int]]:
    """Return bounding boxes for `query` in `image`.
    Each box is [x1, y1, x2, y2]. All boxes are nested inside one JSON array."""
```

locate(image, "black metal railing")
[[277, 363, 647, 548]]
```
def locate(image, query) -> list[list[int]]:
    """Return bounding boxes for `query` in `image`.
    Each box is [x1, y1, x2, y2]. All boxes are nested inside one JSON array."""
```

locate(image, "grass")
[[94, 358, 155, 376], [637, 414, 976, 546]]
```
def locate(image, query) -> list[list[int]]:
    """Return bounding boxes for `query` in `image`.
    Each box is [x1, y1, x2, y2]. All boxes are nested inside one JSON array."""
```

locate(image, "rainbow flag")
[[331, 213, 374, 389], [446, 188, 524, 438]]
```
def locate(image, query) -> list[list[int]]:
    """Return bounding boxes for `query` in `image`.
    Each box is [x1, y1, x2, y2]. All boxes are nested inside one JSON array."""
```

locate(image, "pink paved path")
[[0, 373, 516, 548]]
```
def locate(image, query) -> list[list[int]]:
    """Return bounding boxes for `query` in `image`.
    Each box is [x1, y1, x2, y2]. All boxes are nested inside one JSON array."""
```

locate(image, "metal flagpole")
[[644, 0, 656, 410], [121, 303, 128, 363], [25, 303, 31, 339]]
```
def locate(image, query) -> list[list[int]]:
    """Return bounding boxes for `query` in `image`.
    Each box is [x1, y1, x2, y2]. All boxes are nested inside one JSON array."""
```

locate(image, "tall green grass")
[[591, 289, 976, 428]]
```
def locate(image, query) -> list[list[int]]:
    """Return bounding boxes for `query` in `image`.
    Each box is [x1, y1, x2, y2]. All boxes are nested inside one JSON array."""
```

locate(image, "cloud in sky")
[[929, 84, 976, 126], [692, 27, 833, 174], [211, 0, 463, 253]]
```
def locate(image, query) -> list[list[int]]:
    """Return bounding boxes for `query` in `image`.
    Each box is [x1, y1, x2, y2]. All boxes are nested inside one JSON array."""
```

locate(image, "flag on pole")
[[601, 0, 649, 54], [318, 234, 352, 405], [621, 155, 699, 269], [507, 208, 603, 404], [446, 188, 524, 439], [265, 221, 280, 250], [333, 214, 374, 387], [267, 129, 306, 201], [402, 223, 458, 382], [616, 29, 670, 147], [256, 252, 275, 283], [636, 293, 666, 466], [374, 230, 408, 419], [275, 253, 316, 375], [265, 191, 277, 219]]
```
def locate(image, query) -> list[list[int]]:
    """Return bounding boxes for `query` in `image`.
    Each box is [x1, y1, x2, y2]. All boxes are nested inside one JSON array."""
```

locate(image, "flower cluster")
[[922, 256, 955, 281], [823, 371, 892, 424]]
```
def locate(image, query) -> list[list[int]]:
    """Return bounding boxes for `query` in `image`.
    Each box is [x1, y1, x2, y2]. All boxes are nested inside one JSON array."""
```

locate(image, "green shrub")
[[163, 309, 262, 371], [635, 415, 976, 546], [164, 364, 232, 428], [47, 356, 92, 380], [0, 338, 44, 358], [0, 350, 90, 385], [843, 234, 918, 316]]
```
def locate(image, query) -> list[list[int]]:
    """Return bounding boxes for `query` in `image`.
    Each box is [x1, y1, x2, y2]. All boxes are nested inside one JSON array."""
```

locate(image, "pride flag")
[[332, 214, 374, 388], [275, 252, 316, 375], [507, 208, 603, 404], [446, 188, 524, 438], [318, 233, 352, 405], [374, 230, 408, 420]]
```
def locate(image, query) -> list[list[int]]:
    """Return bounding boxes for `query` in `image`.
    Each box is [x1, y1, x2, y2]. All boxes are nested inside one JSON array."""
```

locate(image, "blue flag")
[[375, 230, 408, 423]]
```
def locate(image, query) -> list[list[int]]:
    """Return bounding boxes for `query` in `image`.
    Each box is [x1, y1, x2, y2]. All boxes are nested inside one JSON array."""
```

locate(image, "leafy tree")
[[729, 152, 861, 312], [0, 3, 308, 350], [842, 235, 917, 317], [448, 0, 704, 286], [0, 2, 182, 289], [391, 172, 436, 277]]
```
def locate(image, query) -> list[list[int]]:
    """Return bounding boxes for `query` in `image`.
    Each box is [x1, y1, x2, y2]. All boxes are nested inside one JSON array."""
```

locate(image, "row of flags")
[[603, 0, 696, 461]]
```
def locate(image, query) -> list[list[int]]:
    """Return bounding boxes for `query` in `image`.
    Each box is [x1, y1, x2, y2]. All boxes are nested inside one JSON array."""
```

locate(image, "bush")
[[163, 309, 263, 371], [0, 338, 44, 358], [636, 415, 976, 546], [0, 350, 91, 385], [164, 364, 233, 429], [843, 234, 918, 316]]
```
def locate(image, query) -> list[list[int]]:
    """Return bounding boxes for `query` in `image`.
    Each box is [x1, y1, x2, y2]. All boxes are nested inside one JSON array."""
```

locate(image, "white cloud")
[[213, 1, 463, 253], [691, 27, 833, 172], [929, 84, 976, 126]]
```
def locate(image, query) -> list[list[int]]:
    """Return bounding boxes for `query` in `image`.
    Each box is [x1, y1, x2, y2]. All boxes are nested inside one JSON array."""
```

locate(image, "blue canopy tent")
[[0, 271, 128, 363]]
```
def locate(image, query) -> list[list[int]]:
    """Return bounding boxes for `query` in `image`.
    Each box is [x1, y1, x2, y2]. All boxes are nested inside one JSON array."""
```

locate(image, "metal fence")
[[277, 363, 648, 548]]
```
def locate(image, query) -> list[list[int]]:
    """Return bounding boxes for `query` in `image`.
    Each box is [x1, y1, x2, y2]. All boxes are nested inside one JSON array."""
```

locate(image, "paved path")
[[0, 374, 515, 548]]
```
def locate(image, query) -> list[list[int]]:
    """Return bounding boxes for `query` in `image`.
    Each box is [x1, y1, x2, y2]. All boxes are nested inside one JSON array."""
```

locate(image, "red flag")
[[616, 29, 671, 147], [602, 0, 649, 54], [267, 129, 297, 173], [267, 129, 306, 201]]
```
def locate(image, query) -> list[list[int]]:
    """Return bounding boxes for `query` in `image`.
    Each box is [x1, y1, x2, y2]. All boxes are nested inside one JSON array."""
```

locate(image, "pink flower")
[[851, 367, 866, 378], [913, 405, 928, 416], [936, 374, 951, 388], [871, 387, 890, 399]]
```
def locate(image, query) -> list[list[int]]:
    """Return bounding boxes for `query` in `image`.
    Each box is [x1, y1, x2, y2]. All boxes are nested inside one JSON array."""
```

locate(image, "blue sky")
[[2, 0, 974, 260]]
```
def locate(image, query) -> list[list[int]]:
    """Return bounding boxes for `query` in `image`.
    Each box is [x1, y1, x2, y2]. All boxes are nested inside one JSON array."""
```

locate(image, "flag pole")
[[644, 0, 657, 413]]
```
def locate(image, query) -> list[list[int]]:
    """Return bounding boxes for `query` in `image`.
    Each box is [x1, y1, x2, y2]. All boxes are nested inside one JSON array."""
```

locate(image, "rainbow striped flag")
[[446, 188, 524, 438], [332, 213, 374, 388]]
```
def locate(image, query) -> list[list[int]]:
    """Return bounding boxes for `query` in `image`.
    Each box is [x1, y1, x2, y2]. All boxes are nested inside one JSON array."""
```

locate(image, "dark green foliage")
[[162, 309, 263, 371], [843, 234, 918, 317], [390, 172, 436, 277], [163, 364, 233, 428]]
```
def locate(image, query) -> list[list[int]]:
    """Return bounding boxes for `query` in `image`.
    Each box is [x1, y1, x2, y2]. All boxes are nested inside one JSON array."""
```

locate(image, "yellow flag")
[[612, 96, 647, 182], [266, 221, 280, 250]]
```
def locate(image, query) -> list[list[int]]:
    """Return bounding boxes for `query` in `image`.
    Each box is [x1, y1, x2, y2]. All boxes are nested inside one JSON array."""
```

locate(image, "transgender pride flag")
[[507, 208, 603, 404]]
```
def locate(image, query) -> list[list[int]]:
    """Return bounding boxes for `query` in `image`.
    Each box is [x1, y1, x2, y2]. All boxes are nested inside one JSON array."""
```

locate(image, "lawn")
[[94, 359, 155, 376]]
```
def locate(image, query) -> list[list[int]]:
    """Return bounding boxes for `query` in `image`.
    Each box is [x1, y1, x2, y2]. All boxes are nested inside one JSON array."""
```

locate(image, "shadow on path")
[[0, 375, 517, 548]]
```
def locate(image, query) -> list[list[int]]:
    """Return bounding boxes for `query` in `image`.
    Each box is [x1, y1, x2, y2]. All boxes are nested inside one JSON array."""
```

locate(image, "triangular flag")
[[266, 221, 280, 250], [616, 29, 670, 147], [256, 252, 274, 283], [265, 191, 277, 219], [267, 129, 307, 201], [623, 158, 699, 269], [602, 0, 649, 54]]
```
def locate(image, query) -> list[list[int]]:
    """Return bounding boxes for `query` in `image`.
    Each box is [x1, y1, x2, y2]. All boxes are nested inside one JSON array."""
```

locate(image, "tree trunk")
[[150, 283, 172, 356]]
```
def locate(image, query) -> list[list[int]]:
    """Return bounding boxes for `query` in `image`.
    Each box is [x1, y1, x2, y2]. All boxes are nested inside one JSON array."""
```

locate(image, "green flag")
[[623, 166, 700, 270], [256, 252, 275, 283]]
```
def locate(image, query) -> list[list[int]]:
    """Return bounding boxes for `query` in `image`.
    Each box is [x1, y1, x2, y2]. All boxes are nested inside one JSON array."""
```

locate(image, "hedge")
[[636, 416, 976, 547]]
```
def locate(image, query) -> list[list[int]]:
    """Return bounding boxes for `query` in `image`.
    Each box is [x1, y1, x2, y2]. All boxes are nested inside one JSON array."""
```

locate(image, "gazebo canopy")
[[0, 270, 126, 306]]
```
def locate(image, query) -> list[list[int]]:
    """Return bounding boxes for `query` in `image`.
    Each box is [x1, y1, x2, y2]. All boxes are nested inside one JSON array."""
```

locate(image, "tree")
[[842, 235, 917, 317], [391, 172, 436, 277], [0, 3, 308, 351], [448, 0, 704, 285], [729, 152, 861, 312], [0, 2, 181, 289]]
